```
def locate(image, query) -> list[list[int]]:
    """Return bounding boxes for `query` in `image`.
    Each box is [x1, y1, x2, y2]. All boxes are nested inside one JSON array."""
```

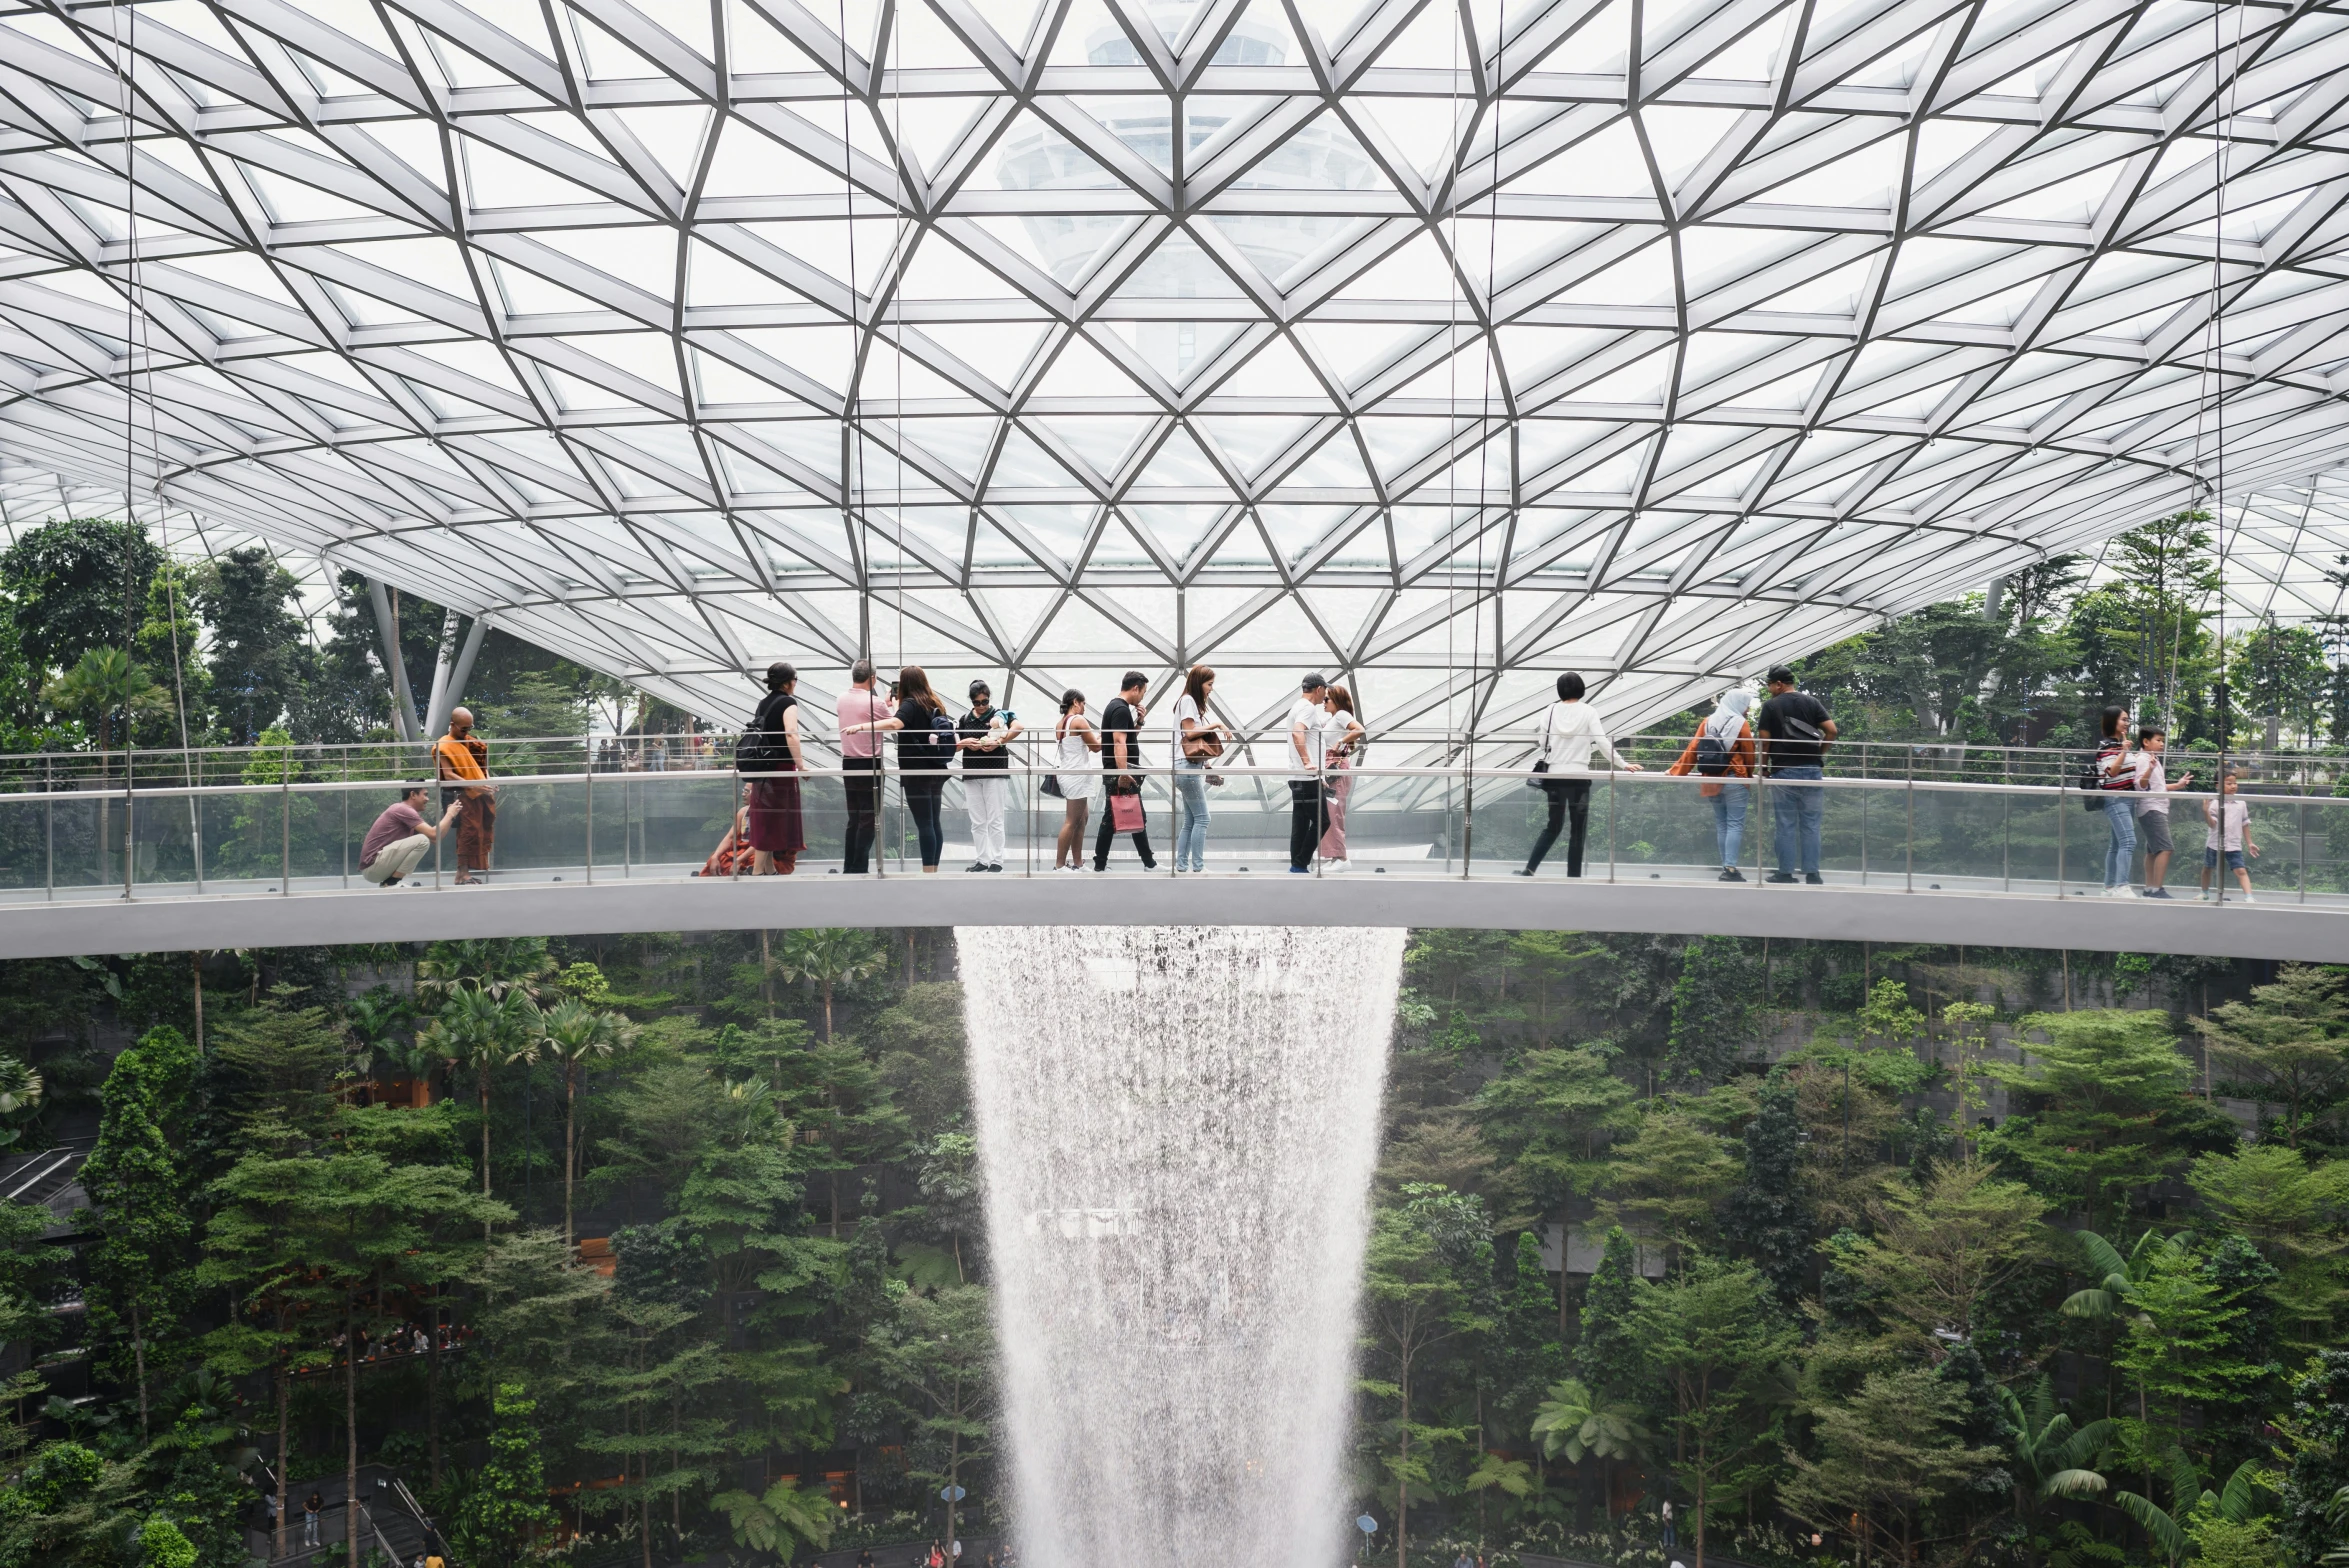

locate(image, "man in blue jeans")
[[1755, 665, 1837, 883]]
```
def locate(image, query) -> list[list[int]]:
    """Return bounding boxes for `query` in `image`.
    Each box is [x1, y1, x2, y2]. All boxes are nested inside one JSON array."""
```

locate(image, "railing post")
[[2056, 768, 2067, 894], [584, 729, 594, 885], [122, 749, 134, 901], [43, 755, 53, 902], [280, 750, 291, 895], [1607, 752, 1617, 883], [1905, 752, 1914, 894], [2001, 783, 2010, 892], [341, 749, 350, 889]]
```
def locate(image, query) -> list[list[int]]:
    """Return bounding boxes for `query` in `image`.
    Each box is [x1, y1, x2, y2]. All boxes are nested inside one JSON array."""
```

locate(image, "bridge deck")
[[10, 855, 2339, 961]]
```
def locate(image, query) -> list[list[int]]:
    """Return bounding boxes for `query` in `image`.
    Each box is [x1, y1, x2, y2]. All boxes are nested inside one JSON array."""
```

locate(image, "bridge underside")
[[23, 874, 2340, 963]]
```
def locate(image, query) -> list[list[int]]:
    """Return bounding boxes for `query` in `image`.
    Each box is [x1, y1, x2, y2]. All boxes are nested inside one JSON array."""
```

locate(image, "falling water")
[[958, 924, 1406, 1568]]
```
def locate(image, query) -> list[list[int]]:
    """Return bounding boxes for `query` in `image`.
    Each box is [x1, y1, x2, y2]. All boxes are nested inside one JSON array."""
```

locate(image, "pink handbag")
[[1110, 791, 1145, 834]]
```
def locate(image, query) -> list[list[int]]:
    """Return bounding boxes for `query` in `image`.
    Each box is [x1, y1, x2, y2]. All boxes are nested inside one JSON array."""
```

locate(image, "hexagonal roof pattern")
[[0, 0, 2336, 731]]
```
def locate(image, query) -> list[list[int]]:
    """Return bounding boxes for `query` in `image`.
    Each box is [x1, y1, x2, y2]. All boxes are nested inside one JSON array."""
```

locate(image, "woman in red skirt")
[[743, 661, 807, 873]]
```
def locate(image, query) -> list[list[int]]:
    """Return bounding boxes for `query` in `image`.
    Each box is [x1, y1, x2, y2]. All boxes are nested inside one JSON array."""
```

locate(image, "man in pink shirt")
[[834, 657, 894, 873]]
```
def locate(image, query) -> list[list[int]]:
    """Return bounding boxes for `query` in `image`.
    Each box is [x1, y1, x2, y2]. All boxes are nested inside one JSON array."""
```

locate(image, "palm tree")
[[417, 938, 555, 1007], [422, 986, 541, 1229], [45, 647, 166, 880], [1531, 1377, 1651, 1529], [535, 998, 634, 1251], [0, 1054, 41, 1152], [44, 646, 162, 751], [774, 928, 887, 1041], [343, 991, 410, 1101]]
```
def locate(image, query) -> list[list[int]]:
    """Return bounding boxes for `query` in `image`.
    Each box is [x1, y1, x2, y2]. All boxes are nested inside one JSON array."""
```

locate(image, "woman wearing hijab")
[[1667, 689, 1758, 880]]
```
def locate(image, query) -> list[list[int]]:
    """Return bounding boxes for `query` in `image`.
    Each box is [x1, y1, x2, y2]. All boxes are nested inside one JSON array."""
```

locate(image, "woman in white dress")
[[1053, 690, 1101, 871]]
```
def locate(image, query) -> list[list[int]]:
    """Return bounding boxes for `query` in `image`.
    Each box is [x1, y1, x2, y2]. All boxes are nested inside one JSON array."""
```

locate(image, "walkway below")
[[9, 860, 2341, 961]]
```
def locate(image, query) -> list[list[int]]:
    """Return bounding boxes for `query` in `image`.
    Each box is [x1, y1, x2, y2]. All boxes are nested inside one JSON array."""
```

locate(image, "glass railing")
[[0, 741, 2334, 908]]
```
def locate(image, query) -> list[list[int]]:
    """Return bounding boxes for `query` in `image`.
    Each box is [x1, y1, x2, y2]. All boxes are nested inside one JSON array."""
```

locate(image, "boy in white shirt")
[[2198, 770, 2259, 902], [2130, 725, 2194, 899]]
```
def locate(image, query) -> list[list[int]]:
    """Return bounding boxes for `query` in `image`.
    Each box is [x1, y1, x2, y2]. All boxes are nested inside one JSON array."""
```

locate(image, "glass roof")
[[0, 0, 2337, 732]]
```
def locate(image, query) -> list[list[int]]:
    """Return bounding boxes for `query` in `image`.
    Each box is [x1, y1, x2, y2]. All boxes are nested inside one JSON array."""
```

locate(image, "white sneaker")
[[2239, 892, 2256, 904]]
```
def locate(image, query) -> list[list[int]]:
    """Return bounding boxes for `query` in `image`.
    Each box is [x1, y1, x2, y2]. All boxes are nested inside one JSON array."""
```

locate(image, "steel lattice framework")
[[0, 0, 2343, 732]]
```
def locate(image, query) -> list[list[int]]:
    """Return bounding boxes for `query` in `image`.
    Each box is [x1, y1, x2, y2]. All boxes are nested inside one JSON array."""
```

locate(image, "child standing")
[[2199, 771, 2260, 902], [2131, 726, 2194, 898]]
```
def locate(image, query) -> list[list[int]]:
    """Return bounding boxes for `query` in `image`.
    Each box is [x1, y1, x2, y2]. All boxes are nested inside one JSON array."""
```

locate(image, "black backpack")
[[736, 695, 788, 774], [1694, 730, 1733, 776]]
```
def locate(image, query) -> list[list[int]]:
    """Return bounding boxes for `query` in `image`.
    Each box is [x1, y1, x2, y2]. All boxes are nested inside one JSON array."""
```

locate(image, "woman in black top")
[[743, 661, 807, 873], [844, 665, 953, 870]]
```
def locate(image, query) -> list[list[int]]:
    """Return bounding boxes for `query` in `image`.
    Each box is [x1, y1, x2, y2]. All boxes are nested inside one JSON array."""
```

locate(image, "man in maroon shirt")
[[359, 784, 460, 886]]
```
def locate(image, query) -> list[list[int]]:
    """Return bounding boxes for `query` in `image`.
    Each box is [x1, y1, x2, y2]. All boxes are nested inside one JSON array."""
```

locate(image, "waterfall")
[[958, 925, 1405, 1568]]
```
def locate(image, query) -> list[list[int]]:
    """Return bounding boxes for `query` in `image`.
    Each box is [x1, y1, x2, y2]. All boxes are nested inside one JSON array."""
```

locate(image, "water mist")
[[958, 925, 1405, 1568]]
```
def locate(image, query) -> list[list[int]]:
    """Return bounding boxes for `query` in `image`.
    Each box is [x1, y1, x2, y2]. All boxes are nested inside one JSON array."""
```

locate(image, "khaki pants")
[[362, 833, 432, 885]]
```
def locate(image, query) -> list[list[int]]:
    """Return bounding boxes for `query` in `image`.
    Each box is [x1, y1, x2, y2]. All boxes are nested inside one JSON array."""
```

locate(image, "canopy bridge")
[[0, 734, 2339, 962]]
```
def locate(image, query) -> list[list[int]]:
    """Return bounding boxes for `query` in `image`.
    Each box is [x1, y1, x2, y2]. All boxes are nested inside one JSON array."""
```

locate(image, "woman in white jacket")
[[1517, 672, 1640, 877]]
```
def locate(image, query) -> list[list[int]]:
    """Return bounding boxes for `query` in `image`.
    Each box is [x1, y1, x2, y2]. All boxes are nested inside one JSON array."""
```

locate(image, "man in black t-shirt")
[[1754, 664, 1837, 884], [1093, 671, 1157, 871]]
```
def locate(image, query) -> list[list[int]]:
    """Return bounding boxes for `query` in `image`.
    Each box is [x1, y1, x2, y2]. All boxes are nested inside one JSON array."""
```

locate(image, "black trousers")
[[1526, 778, 1592, 875], [1094, 785, 1154, 869], [842, 756, 881, 873], [1289, 779, 1328, 869]]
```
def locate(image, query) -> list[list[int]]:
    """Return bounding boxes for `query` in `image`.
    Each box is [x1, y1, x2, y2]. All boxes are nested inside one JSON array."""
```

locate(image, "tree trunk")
[[480, 1063, 494, 1239], [274, 1337, 291, 1559], [130, 1299, 149, 1436], [346, 1296, 361, 1568], [427, 1295, 443, 1487], [1694, 1425, 1707, 1568], [1397, 1355, 1411, 1568], [564, 1064, 579, 1252], [192, 951, 204, 1054], [822, 980, 834, 1042]]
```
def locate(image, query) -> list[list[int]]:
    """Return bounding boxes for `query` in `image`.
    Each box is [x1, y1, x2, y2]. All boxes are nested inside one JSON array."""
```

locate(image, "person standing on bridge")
[[1288, 673, 1332, 872], [1053, 689, 1100, 872], [358, 784, 460, 887], [1756, 666, 1834, 884], [742, 660, 807, 875], [2090, 705, 2139, 897], [837, 658, 894, 875], [1667, 689, 1756, 880], [957, 679, 1020, 872], [1171, 664, 1228, 873], [1319, 684, 1365, 869], [844, 666, 954, 871], [1517, 672, 1639, 878], [435, 707, 495, 885]]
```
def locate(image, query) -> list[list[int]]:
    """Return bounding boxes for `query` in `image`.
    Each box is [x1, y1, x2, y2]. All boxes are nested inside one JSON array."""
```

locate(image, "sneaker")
[[2239, 892, 2257, 903], [1141, 860, 1158, 871], [2105, 884, 2136, 899], [1766, 871, 1798, 884], [1805, 873, 1824, 885], [1718, 867, 1745, 882], [1289, 866, 1311, 874], [966, 862, 989, 872], [2143, 887, 2174, 899], [987, 863, 1003, 872]]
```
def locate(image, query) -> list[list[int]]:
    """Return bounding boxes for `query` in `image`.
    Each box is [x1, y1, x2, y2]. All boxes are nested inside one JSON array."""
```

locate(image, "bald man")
[[434, 706, 496, 883]]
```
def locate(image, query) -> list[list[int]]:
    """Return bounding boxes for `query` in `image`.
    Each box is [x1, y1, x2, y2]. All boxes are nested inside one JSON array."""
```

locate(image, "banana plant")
[[1998, 1375, 2114, 1526], [2061, 1228, 2191, 1320], [2114, 1450, 2262, 1568]]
